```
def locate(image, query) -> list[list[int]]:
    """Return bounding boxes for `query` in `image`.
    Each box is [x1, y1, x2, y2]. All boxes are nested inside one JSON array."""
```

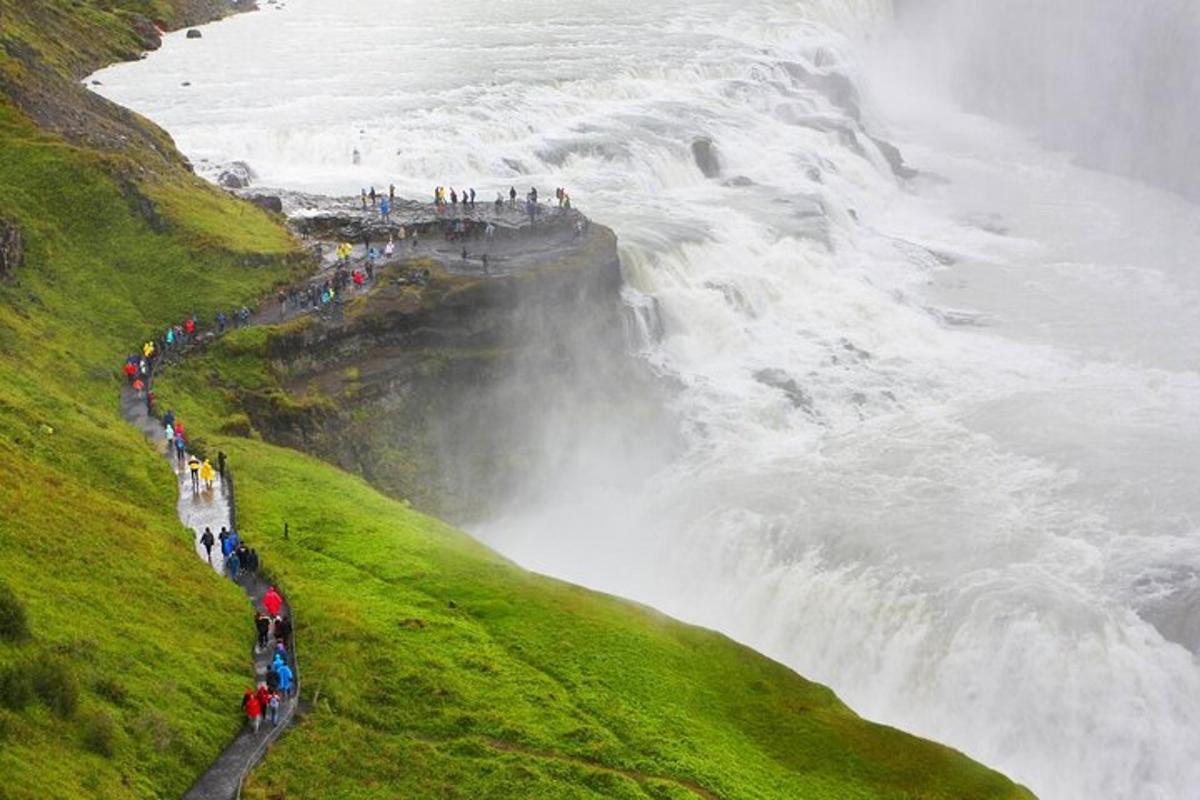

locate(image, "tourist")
[[245, 548, 259, 574], [380, 196, 390, 221], [369, 186, 376, 207], [200, 527, 215, 563], [509, 186, 517, 206], [485, 222, 495, 242], [255, 683, 272, 721], [263, 586, 284, 617], [200, 458, 215, 491], [275, 657, 294, 697], [274, 614, 292, 649], [388, 183, 395, 203], [244, 688, 262, 733], [469, 188, 476, 206], [187, 455, 201, 492], [267, 690, 281, 726], [450, 188, 458, 206], [227, 548, 241, 580], [217, 450, 227, 479], [495, 191, 504, 209], [384, 237, 395, 258], [360, 188, 367, 210], [174, 433, 186, 465]]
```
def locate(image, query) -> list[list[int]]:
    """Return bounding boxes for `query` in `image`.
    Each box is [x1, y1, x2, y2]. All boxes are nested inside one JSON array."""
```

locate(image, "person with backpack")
[[226, 548, 241, 581], [200, 527, 215, 563], [174, 434, 186, 465], [187, 455, 201, 493], [200, 458, 215, 491]]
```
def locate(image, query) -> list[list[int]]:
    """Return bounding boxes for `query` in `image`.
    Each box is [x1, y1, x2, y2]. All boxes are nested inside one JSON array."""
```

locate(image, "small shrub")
[[0, 665, 34, 710], [94, 677, 128, 707], [81, 709, 119, 758], [219, 412, 254, 437], [0, 583, 29, 642], [30, 655, 79, 718]]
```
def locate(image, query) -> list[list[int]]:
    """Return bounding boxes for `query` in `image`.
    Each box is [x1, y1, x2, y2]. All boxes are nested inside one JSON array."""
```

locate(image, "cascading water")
[[90, 1, 1200, 797]]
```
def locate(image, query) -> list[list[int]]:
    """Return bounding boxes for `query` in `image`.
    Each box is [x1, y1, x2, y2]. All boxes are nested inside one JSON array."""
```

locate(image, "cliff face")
[[240, 212, 669, 520]]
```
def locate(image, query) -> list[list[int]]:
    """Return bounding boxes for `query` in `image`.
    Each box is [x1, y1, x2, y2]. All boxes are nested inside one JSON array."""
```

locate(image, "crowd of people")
[[243, 586, 294, 733], [120, 321, 298, 740]]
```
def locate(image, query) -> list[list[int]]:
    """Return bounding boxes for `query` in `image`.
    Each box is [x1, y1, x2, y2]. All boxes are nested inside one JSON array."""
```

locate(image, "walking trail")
[[120, 384, 299, 800]]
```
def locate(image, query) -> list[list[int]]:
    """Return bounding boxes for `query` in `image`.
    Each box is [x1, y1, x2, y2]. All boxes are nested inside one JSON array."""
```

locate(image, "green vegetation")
[[0, 0, 1034, 797]]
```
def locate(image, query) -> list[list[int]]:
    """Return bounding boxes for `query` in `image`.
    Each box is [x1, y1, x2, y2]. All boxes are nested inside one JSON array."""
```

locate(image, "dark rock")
[[186, 29, 203, 39], [780, 62, 862, 121], [868, 135, 918, 180], [127, 14, 163, 51], [753, 368, 813, 411], [0, 219, 24, 279], [217, 161, 256, 189], [246, 195, 283, 214], [691, 137, 721, 178]]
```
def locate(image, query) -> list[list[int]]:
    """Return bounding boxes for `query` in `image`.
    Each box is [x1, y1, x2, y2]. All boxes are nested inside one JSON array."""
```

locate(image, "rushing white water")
[[91, 2, 1200, 797]]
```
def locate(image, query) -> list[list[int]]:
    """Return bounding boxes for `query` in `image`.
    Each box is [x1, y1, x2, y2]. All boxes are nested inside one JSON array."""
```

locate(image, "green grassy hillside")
[[0, 2, 1035, 798]]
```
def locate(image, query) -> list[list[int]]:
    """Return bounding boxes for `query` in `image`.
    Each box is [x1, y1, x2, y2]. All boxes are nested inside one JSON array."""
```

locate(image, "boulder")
[[186, 29, 203, 39], [691, 137, 721, 178], [0, 219, 23, 278], [217, 161, 256, 189], [247, 195, 284, 214]]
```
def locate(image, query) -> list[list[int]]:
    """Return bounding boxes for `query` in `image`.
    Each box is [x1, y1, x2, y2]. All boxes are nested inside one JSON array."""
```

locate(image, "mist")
[[891, 0, 1200, 200]]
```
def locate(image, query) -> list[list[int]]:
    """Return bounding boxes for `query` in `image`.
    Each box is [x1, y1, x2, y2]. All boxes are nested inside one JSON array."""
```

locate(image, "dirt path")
[[120, 385, 299, 800]]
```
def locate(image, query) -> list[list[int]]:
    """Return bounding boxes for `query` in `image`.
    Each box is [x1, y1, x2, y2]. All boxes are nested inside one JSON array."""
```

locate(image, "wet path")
[[120, 385, 299, 800]]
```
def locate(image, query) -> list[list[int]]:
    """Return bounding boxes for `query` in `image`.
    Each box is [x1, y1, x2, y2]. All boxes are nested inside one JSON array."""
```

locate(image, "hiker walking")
[[388, 183, 395, 203], [380, 196, 391, 221], [274, 614, 292, 650], [263, 586, 284, 617], [255, 613, 271, 650], [274, 656, 294, 697], [369, 186, 377, 207], [244, 689, 262, 733], [509, 186, 517, 207], [200, 527, 215, 563], [187, 455, 201, 493], [174, 434, 186, 465], [200, 458, 215, 491], [217, 451, 227, 479], [227, 548, 241, 580], [267, 690, 281, 726]]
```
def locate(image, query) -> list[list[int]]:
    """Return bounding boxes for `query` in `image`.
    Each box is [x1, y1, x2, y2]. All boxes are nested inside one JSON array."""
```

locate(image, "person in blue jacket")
[[275, 660, 294, 696]]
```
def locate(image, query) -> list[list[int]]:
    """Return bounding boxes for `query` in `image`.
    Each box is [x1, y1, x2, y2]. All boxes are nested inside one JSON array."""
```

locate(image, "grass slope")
[[153, 326, 1035, 800], [0, 2, 303, 792]]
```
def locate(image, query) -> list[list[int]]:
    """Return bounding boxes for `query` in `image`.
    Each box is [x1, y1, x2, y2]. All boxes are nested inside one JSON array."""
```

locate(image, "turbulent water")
[[91, 1, 1200, 797]]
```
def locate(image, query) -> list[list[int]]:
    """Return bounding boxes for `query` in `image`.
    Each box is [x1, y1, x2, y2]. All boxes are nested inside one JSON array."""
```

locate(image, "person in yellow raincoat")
[[200, 458, 216, 491], [143, 341, 156, 359]]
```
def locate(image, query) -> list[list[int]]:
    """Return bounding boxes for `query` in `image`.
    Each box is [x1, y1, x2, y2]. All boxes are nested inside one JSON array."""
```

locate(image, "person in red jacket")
[[245, 690, 262, 733], [255, 683, 271, 719], [263, 586, 283, 617], [123, 361, 137, 382]]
